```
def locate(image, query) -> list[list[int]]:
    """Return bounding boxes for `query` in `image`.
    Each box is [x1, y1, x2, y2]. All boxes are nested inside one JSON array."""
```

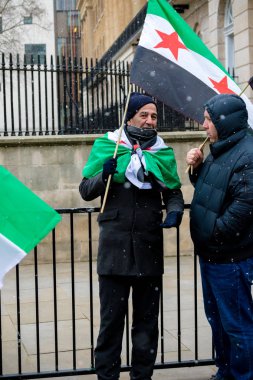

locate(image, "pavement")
[[1, 255, 217, 380]]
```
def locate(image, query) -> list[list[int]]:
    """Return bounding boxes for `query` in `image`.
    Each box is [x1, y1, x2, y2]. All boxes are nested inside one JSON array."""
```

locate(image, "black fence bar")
[[88, 211, 95, 368], [70, 212, 76, 369], [9, 54, 15, 136], [0, 53, 200, 137], [31, 58, 36, 136], [34, 247, 41, 373], [17, 55, 22, 136], [160, 280, 165, 364], [0, 206, 214, 379], [194, 250, 199, 360], [2, 54, 7, 136], [52, 228, 59, 370], [37, 57, 42, 136], [176, 227, 182, 362], [24, 56, 29, 136], [50, 56, 56, 135], [15, 265, 21, 374]]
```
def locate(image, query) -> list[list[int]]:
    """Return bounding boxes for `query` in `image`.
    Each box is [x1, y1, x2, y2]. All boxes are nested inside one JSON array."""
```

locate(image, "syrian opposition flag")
[[82, 128, 181, 189], [0, 166, 61, 288], [130, 0, 253, 127]]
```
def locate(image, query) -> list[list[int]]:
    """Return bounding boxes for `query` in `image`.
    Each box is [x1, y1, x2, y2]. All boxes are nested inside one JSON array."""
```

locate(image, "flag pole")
[[185, 136, 209, 174], [185, 76, 253, 174], [239, 76, 253, 96], [100, 84, 132, 214]]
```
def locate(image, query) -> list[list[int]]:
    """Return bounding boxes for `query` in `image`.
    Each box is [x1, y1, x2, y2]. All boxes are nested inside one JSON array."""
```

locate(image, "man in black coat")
[[79, 92, 184, 380], [186, 94, 253, 380]]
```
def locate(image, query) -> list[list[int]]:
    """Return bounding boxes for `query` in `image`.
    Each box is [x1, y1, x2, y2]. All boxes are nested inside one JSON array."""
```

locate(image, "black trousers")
[[95, 275, 162, 380]]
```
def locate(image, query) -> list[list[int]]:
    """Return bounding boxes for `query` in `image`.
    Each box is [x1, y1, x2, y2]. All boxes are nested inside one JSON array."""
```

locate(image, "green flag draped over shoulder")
[[83, 132, 131, 183], [0, 165, 61, 288], [82, 129, 181, 189]]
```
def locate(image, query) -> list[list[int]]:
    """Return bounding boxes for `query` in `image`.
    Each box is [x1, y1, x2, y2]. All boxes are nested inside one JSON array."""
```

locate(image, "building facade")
[[0, 0, 82, 63], [77, 0, 253, 100], [76, 0, 146, 60], [55, 0, 81, 62], [0, 0, 55, 61], [0, 0, 83, 136]]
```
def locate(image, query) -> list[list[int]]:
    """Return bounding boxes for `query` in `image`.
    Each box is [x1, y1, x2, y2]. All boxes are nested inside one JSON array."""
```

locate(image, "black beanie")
[[126, 92, 157, 122]]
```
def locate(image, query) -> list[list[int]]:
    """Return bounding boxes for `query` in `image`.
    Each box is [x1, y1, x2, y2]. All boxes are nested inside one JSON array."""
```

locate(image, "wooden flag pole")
[[185, 136, 209, 174], [100, 84, 132, 213], [239, 76, 253, 96]]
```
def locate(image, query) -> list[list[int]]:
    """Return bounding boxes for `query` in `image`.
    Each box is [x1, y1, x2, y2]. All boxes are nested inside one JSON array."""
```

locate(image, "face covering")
[[126, 125, 157, 142]]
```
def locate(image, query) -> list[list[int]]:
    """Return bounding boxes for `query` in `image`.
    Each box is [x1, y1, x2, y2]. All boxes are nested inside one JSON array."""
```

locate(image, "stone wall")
[[0, 132, 207, 264]]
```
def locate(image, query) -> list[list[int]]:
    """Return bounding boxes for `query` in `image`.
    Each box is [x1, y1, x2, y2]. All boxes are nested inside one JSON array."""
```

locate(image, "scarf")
[[82, 128, 181, 189]]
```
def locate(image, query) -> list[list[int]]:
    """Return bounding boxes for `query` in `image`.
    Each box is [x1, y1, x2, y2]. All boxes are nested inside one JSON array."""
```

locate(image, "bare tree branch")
[[0, 0, 51, 54]]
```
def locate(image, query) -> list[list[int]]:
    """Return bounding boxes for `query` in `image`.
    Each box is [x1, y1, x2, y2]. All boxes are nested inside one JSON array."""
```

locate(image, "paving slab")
[[1, 256, 217, 379]]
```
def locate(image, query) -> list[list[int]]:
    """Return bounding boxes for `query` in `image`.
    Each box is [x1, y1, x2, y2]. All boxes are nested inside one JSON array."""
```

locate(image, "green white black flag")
[[0, 166, 61, 288], [130, 0, 253, 127]]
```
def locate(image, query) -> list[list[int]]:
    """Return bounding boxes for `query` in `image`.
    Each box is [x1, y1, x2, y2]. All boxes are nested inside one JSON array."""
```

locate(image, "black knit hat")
[[126, 92, 157, 122]]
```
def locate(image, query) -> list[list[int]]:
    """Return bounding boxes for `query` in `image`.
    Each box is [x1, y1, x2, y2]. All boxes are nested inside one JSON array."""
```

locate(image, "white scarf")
[[107, 129, 167, 189]]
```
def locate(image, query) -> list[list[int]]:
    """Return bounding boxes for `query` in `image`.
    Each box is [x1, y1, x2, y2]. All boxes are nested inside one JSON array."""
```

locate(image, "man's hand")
[[160, 211, 183, 228], [186, 148, 204, 170], [102, 157, 118, 183]]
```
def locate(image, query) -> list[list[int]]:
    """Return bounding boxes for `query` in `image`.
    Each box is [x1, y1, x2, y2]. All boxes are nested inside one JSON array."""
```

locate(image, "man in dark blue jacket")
[[186, 94, 253, 380]]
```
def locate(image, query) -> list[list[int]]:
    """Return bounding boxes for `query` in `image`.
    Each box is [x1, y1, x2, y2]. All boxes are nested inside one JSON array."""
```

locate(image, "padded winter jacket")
[[190, 94, 253, 263], [80, 173, 183, 276]]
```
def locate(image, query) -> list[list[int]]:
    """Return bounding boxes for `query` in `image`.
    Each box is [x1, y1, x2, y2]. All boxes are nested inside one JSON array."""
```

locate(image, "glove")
[[102, 157, 118, 183], [160, 211, 183, 228]]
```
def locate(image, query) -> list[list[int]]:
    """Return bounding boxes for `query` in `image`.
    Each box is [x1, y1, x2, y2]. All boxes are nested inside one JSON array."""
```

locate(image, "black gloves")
[[160, 211, 183, 228], [102, 157, 118, 183]]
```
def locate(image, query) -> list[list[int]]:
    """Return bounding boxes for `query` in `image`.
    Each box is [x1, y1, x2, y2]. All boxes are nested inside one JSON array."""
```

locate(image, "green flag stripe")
[[82, 132, 181, 189], [0, 166, 61, 253], [147, 0, 229, 76], [140, 14, 238, 94]]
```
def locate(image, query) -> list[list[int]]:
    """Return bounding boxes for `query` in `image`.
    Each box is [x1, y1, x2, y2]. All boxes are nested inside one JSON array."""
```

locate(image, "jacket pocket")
[[97, 209, 118, 223]]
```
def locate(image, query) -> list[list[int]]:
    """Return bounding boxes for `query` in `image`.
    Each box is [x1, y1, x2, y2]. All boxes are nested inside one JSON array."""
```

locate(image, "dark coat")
[[190, 94, 253, 263], [80, 173, 183, 276]]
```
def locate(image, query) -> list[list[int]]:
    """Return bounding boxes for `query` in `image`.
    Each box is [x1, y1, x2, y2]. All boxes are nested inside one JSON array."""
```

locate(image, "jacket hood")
[[204, 94, 248, 140]]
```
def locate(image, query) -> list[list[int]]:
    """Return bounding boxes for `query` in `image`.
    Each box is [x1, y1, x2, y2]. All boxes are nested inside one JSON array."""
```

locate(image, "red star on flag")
[[154, 30, 187, 60], [209, 76, 235, 94]]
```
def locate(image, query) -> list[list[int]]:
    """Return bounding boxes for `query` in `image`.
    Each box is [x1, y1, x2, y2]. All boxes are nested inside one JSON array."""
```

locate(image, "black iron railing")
[[0, 205, 214, 379], [0, 53, 200, 137]]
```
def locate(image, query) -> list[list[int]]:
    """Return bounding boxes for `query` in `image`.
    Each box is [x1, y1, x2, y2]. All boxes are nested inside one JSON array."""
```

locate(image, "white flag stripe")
[[139, 15, 238, 90], [0, 233, 26, 288], [139, 14, 253, 128]]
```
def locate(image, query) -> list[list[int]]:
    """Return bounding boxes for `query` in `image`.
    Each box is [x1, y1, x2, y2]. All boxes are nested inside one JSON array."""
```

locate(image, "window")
[[24, 16, 33, 24], [224, 0, 234, 76], [56, 0, 76, 11], [25, 44, 46, 64], [57, 37, 68, 60], [67, 10, 80, 37]]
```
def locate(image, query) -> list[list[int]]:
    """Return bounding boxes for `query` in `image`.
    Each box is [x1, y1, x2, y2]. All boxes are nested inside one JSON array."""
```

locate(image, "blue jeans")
[[199, 256, 253, 380]]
